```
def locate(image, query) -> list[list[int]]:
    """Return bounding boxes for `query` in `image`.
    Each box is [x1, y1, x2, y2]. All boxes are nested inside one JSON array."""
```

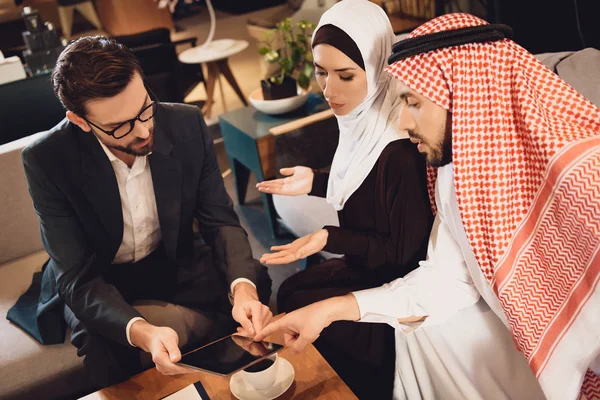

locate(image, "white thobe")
[[353, 164, 546, 400]]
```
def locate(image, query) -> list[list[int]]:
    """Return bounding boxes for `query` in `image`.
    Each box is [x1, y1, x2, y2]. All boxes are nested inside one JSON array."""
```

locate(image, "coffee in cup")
[[241, 354, 279, 391]]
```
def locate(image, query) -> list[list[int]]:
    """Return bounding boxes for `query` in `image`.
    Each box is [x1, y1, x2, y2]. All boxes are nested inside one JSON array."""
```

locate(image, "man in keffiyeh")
[[385, 13, 600, 399], [256, 13, 600, 400]]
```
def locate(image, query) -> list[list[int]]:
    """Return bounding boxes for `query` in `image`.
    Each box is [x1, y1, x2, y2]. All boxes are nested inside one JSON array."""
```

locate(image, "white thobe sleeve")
[[352, 258, 480, 334]]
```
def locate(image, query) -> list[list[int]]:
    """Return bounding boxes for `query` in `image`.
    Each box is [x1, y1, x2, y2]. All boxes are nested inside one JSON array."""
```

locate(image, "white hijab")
[[313, 0, 407, 211]]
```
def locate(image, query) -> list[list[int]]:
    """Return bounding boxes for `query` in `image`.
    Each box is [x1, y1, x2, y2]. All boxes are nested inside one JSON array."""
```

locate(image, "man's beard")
[[428, 121, 452, 168], [409, 115, 452, 168], [99, 127, 154, 157]]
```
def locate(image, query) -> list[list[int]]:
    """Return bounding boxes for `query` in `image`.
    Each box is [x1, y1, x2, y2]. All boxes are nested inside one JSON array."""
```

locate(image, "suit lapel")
[[79, 130, 123, 260], [78, 107, 182, 262], [149, 117, 182, 261]]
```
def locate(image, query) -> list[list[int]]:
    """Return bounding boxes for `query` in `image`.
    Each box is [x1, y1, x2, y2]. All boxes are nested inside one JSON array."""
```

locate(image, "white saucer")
[[230, 357, 295, 400]]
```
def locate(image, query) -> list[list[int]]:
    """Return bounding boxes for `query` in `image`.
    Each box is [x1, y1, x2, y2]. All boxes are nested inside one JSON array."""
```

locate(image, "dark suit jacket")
[[7, 103, 264, 346]]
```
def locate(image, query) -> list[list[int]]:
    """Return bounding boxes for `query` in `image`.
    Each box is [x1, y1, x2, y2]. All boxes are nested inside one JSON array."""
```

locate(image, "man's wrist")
[[233, 281, 258, 301], [230, 278, 256, 294], [323, 294, 360, 325], [129, 319, 155, 352], [126, 317, 146, 347]]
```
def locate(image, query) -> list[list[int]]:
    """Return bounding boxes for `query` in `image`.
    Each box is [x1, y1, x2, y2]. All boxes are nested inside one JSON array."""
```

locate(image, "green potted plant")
[[258, 18, 316, 100]]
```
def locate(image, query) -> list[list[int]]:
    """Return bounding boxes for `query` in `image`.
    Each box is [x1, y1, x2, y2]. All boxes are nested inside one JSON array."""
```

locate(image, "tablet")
[[178, 335, 283, 376]]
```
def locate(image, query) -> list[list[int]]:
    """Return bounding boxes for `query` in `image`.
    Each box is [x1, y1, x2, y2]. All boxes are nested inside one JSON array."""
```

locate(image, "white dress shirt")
[[352, 164, 544, 399], [97, 139, 254, 347], [98, 140, 162, 264]]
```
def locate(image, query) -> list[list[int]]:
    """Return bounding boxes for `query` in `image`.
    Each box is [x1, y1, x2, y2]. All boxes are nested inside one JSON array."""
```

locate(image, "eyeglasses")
[[83, 87, 159, 140]]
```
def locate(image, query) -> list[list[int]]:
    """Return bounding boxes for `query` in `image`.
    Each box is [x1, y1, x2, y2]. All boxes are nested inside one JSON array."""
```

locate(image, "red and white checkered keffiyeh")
[[387, 13, 600, 400]]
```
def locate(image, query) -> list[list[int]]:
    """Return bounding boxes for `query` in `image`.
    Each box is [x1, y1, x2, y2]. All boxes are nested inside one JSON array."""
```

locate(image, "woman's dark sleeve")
[[309, 170, 329, 198], [322, 144, 433, 269]]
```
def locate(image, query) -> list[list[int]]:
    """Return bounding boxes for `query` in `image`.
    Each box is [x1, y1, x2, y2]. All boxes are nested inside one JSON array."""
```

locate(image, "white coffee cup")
[[241, 353, 279, 391]]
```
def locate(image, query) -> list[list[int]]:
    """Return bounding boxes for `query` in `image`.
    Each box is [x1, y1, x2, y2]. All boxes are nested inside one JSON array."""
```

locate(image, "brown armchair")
[[0, 0, 25, 58]]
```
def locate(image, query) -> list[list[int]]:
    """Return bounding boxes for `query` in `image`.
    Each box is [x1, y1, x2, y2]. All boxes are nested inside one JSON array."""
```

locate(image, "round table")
[[178, 39, 249, 119]]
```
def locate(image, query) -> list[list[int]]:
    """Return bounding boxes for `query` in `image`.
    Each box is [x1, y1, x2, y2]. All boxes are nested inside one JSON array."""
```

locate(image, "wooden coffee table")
[[81, 333, 356, 400]]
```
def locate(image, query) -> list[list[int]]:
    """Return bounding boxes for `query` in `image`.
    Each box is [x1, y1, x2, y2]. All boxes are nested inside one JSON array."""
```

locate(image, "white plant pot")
[[248, 87, 311, 115]]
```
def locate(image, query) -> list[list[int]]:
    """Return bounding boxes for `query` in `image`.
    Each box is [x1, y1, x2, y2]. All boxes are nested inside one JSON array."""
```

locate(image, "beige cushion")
[[0, 251, 86, 400], [555, 48, 600, 107], [0, 133, 47, 265]]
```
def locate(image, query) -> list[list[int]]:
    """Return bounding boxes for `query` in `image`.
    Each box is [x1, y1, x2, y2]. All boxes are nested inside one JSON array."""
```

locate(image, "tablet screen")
[[178, 335, 283, 376]]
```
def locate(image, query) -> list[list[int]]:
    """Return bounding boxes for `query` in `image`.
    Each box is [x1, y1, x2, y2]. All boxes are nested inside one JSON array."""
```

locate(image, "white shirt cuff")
[[126, 317, 146, 347], [230, 278, 256, 294], [352, 263, 481, 333], [353, 285, 414, 321], [353, 283, 430, 334]]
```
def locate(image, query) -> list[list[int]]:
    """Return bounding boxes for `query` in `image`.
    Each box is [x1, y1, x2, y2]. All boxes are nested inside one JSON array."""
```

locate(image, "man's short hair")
[[51, 36, 143, 117]]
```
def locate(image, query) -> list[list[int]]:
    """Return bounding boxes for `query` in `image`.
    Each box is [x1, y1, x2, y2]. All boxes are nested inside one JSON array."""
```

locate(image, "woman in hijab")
[[256, 1, 433, 397]]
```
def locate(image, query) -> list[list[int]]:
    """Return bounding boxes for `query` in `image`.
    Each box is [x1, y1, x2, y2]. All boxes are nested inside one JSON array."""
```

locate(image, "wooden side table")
[[218, 94, 330, 237], [178, 39, 249, 120]]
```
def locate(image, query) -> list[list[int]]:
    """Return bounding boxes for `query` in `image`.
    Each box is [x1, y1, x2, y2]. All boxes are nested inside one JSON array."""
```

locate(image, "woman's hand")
[[260, 229, 328, 265], [256, 166, 314, 196]]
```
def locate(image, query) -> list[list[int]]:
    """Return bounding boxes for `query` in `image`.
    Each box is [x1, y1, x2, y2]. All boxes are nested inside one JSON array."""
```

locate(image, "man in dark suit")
[[7, 36, 272, 387]]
